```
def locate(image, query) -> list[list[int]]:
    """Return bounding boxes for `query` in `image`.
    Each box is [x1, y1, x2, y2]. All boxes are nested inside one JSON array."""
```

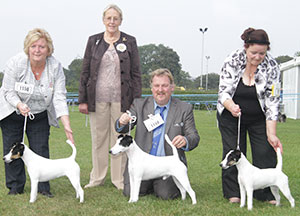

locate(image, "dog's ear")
[[11, 142, 18, 148], [19, 144, 25, 156], [233, 149, 241, 160], [125, 135, 133, 143], [118, 134, 124, 139], [12, 142, 25, 156], [120, 135, 133, 147]]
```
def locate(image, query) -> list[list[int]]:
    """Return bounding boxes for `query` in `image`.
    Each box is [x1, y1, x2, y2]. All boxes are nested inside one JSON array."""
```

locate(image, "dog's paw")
[[128, 199, 138, 203], [239, 204, 245, 208], [291, 202, 295, 208], [247, 207, 253, 211]]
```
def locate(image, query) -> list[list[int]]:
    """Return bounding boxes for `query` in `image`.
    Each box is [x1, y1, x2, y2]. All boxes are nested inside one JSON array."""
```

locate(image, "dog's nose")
[[109, 150, 112, 154], [219, 164, 222, 167]]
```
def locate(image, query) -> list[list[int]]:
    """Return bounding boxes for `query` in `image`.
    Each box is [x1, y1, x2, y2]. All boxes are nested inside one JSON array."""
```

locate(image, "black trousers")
[[1, 111, 50, 193], [217, 112, 277, 201]]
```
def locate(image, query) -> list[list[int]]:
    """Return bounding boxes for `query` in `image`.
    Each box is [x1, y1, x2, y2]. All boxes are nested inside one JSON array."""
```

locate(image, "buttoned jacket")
[[78, 31, 142, 112]]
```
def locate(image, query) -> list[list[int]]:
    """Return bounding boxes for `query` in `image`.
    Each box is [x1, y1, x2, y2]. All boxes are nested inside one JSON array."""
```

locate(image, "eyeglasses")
[[104, 16, 120, 23]]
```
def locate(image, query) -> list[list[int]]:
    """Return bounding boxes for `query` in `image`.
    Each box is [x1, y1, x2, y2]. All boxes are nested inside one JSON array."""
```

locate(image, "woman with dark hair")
[[217, 27, 282, 204]]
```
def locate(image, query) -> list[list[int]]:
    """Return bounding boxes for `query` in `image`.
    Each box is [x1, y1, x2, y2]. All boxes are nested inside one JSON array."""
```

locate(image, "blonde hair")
[[102, 4, 123, 21], [23, 28, 54, 56], [150, 68, 175, 86]]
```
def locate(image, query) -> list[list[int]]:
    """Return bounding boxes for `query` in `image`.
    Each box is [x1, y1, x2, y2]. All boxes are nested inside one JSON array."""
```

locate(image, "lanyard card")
[[143, 113, 164, 132], [15, 82, 34, 94]]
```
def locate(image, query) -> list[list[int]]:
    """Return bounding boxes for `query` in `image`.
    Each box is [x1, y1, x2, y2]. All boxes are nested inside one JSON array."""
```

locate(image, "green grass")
[[0, 108, 299, 216]]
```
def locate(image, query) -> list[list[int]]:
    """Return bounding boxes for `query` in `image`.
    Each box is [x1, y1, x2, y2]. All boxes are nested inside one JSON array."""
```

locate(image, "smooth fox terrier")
[[109, 134, 196, 204], [3, 140, 84, 203], [220, 148, 294, 210]]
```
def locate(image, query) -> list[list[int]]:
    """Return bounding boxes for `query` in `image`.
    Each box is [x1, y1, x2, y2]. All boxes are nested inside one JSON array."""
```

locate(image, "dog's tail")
[[164, 134, 179, 158], [66, 140, 77, 160], [275, 147, 282, 170]]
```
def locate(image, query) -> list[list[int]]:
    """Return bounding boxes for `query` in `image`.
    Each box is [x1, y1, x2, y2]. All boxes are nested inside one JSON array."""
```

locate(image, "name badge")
[[15, 82, 34, 94], [144, 114, 164, 132], [271, 82, 281, 97]]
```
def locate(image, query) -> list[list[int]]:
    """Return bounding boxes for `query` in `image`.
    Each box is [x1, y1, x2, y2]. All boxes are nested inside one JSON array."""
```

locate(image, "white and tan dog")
[[220, 148, 294, 210], [3, 140, 84, 203], [109, 134, 196, 204]]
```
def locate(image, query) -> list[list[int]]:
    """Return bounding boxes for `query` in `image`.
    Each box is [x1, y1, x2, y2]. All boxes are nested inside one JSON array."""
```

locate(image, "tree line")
[[0, 44, 299, 91], [64, 44, 300, 92], [65, 44, 222, 92]]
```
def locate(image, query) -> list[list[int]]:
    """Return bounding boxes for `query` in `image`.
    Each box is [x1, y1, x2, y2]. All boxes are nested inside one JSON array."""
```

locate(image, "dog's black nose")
[[109, 150, 112, 154], [219, 164, 222, 167]]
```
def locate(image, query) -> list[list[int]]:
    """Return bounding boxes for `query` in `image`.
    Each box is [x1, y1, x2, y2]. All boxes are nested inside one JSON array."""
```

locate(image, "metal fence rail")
[[67, 92, 218, 110]]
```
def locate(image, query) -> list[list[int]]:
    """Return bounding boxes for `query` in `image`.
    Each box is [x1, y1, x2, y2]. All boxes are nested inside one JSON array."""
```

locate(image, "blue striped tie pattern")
[[150, 106, 166, 155]]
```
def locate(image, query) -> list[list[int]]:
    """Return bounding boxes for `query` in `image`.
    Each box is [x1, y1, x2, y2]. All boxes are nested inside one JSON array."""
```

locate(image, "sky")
[[1, 0, 300, 79]]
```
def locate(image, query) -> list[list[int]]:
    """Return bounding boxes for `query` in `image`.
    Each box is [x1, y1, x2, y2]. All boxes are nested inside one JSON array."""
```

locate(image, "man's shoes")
[[39, 191, 54, 198], [229, 197, 240, 203], [8, 190, 23, 195]]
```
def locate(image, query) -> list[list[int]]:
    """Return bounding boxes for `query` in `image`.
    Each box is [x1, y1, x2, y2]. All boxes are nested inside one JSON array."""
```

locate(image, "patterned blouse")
[[96, 46, 121, 103], [217, 49, 281, 121]]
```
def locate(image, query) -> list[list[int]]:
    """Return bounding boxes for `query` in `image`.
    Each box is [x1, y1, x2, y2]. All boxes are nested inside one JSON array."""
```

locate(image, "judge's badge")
[[143, 114, 164, 132], [271, 82, 281, 97]]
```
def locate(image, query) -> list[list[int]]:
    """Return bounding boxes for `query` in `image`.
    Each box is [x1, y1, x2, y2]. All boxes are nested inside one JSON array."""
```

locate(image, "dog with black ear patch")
[[3, 141, 84, 203], [110, 134, 197, 204], [220, 149, 294, 210]]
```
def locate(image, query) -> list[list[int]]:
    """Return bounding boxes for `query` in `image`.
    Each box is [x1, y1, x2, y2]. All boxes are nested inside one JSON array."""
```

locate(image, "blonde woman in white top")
[[0, 28, 73, 197]]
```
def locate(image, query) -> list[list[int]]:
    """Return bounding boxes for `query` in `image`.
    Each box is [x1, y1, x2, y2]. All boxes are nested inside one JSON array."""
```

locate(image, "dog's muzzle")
[[3, 156, 12, 163]]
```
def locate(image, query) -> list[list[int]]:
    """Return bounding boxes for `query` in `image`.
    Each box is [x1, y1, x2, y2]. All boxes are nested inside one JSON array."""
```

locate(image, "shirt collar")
[[154, 97, 171, 111]]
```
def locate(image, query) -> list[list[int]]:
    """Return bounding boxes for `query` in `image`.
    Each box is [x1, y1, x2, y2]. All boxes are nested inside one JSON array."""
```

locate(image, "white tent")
[[280, 57, 300, 119]]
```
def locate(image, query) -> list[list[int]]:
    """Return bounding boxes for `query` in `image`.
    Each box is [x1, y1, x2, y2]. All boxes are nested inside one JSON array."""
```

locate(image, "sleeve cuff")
[[181, 137, 189, 151], [116, 120, 125, 133]]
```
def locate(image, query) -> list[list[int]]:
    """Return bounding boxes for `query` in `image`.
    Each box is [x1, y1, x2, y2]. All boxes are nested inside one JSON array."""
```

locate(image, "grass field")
[[0, 108, 299, 216]]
